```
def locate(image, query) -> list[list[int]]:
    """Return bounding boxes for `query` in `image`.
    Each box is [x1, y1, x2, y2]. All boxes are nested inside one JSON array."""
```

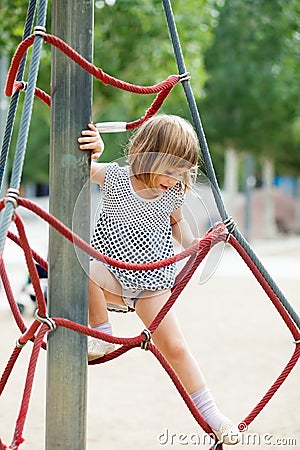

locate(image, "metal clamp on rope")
[[34, 310, 57, 332], [140, 328, 152, 350], [34, 26, 47, 38], [4, 188, 20, 209], [179, 71, 191, 82], [223, 216, 237, 235], [16, 338, 27, 349], [20, 81, 28, 91], [95, 122, 127, 133]]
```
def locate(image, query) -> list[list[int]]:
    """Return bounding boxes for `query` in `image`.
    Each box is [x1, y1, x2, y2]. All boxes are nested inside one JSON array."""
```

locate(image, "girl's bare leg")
[[135, 292, 240, 444], [89, 260, 124, 326], [135, 291, 205, 394]]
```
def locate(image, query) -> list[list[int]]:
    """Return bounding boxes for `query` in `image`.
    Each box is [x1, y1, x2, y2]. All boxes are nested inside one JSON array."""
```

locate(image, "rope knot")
[[4, 188, 20, 209], [140, 328, 152, 350], [34, 310, 56, 332]]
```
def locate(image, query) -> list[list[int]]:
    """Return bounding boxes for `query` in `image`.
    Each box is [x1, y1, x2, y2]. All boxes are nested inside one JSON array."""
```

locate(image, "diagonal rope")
[[0, 2, 299, 447], [0, 0, 48, 256], [161, 0, 300, 332]]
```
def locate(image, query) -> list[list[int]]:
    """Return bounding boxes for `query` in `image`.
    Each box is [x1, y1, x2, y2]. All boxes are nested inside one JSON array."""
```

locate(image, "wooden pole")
[[46, 1, 93, 449]]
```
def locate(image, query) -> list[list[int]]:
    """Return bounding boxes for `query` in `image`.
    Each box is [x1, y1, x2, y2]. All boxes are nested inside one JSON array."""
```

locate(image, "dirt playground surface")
[[0, 197, 299, 449]]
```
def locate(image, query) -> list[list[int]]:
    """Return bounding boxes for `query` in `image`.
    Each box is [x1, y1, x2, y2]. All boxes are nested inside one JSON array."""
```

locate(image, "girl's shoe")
[[88, 338, 115, 361], [211, 422, 241, 445]]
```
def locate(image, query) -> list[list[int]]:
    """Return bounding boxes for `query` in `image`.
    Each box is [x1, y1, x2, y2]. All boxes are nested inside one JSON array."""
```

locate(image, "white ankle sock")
[[91, 321, 113, 346], [190, 386, 228, 430]]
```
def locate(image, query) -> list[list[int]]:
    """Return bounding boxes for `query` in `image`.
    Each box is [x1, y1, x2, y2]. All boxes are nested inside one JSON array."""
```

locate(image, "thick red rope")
[[12, 82, 51, 107], [240, 344, 300, 428], [14, 214, 47, 317], [0, 198, 227, 448], [5, 34, 179, 97], [5, 33, 179, 130], [229, 235, 299, 340], [15, 198, 216, 271], [1, 17, 298, 450], [9, 326, 47, 450], [1, 195, 300, 449]]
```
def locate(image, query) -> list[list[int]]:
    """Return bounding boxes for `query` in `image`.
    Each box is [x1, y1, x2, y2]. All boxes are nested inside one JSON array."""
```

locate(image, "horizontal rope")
[[0, 198, 227, 272]]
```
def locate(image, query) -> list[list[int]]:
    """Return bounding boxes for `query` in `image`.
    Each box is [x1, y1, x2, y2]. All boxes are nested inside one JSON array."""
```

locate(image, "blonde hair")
[[127, 114, 199, 191]]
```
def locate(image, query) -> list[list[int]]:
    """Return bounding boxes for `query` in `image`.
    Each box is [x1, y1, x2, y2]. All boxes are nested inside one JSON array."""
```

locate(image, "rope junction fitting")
[[34, 310, 57, 332], [223, 216, 237, 234], [140, 329, 152, 350], [178, 71, 191, 82], [16, 339, 27, 349], [33, 26, 46, 37], [20, 81, 28, 91], [0, 0, 299, 447], [4, 188, 20, 209]]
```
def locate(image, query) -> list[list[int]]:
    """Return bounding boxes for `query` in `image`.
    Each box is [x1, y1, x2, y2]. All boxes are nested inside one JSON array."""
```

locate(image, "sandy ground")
[[0, 196, 300, 449]]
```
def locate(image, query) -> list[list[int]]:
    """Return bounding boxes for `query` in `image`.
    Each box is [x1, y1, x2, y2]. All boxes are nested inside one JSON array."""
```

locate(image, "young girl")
[[78, 114, 240, 445]]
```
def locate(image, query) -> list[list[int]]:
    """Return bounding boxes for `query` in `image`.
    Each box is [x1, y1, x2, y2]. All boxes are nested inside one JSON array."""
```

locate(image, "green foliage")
[[92, 0, 214, 160], [2, 0, 214, 183], [202, 0, 300, 174], [0, 0, 28, 58]]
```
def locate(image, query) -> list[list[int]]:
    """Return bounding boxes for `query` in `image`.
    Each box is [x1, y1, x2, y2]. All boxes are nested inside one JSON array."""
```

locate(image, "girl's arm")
[[78, 123, 107, 187], [170, 207, 199, 249]]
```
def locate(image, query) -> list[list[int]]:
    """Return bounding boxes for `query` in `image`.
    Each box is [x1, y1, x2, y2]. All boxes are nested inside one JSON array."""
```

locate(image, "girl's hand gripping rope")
[[78, 123, 104, 159]]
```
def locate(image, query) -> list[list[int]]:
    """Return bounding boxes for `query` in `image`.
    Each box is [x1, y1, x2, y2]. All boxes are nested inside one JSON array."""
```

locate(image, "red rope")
[[1, 16, 299, 450], [229, 235, 299, 340], [9, 326, 47, 450], [12, 82, 51, 107], [126, 86, 174, 130], [0, 347, 22, 397], [16, 197, 217, 271], [1, 194, 300, 448], [5, 33, 178, 130], [0, 257, 27, 336], [7, 231, 48, 272], [240, 344, 300, 428], [5, 36, 35, 97], [149, 227, 226, 333], [5, 34, 179, 98], [14, 214, 47, 317]]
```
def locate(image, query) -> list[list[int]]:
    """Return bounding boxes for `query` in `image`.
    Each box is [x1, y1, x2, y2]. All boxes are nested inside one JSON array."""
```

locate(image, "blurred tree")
[[202, 0, 300, 176], [92, 0, 215, 161], [201, 0, 300, 236], [0, 0, 29, 58]]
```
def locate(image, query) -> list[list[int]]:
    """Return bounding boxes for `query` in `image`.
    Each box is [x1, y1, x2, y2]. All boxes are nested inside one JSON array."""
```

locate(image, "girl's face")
[[154, 167, 190, 191]]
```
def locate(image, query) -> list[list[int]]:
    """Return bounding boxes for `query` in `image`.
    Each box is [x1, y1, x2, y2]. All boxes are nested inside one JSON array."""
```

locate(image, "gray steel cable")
[[0, 0, 48, 254], [162, 0, 300, 329], [0, 0, 38, 190]]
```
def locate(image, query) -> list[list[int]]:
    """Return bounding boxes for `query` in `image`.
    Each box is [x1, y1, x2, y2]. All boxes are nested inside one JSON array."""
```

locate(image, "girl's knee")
[[89, 260, 121, 296], [155, 335, 188, 363]]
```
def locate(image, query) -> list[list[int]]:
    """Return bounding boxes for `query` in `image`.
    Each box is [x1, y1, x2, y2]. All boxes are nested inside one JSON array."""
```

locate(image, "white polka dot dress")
[[91, 162, 185, 291]]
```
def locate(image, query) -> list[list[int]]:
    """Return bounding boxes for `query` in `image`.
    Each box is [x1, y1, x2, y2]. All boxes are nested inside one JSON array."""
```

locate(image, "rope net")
[[0, 2, 299, 449]]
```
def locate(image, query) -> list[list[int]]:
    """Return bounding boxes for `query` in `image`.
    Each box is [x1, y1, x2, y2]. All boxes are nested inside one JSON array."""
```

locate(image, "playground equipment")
[[0, 1, 299, 449]]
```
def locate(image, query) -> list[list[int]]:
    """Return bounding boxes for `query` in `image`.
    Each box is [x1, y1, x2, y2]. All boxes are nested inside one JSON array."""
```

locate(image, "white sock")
[[91, 321, 113, 346], [190, 386, 229, 431]]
